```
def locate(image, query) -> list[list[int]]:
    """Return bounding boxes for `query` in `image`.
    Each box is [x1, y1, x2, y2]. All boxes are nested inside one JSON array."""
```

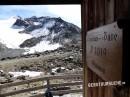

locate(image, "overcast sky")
[[0, 5, 81, 27]]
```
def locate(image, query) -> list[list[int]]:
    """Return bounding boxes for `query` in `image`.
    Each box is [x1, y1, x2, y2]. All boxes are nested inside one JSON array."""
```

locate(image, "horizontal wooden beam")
[[0, 74, 82, 89], [0, 82, 83, 96]]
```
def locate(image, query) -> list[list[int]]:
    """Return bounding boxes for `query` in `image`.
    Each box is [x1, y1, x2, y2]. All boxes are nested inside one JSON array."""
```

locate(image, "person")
[[44, 88, 53, 97]]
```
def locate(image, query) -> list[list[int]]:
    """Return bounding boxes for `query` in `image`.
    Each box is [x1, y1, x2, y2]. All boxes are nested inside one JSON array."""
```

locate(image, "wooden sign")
[[86, 22, 122, 81]]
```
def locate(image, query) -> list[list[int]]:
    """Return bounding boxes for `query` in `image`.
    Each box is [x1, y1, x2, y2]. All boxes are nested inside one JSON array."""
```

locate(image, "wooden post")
[[46, 79, 50, 89], [93, 74, 98, 97], [81, 0, 89, 97]]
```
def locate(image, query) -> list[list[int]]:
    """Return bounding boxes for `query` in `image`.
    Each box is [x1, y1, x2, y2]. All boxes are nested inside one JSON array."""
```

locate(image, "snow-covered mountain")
[[0, 16, 81, 58]]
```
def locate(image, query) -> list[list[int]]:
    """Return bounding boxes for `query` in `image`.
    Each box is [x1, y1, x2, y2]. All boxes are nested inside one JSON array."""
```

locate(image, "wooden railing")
[[0, 73, 83, 97]]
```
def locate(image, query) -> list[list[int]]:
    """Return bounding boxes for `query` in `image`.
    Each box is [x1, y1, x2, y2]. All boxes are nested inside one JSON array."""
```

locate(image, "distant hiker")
[[45, 88, 53, 97]]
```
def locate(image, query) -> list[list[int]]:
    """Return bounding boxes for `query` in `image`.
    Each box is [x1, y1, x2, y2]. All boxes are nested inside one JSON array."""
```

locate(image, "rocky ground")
[[0, 41, 82, 97]]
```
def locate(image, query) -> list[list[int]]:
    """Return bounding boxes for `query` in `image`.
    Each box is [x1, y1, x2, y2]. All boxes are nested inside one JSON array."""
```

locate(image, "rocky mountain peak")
[[12, 16, 81, 48]]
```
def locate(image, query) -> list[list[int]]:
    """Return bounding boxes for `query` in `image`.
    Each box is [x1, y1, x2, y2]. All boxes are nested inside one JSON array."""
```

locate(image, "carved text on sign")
[[88, 32, 118, 42], [90, 46, 107, 56], [86, 22, 122, 81]]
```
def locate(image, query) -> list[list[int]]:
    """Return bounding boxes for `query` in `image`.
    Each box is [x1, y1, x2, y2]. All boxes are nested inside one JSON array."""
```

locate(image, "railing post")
[[47, 79, 50, 89]]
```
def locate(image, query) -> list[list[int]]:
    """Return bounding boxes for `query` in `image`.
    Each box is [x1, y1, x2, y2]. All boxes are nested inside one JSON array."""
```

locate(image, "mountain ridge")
[[0, 16, 81, 58]]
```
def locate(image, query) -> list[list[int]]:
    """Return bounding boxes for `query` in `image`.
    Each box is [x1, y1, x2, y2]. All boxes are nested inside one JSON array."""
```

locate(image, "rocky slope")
[[0, 41, 82, 84], [0, 42, 24, 59]]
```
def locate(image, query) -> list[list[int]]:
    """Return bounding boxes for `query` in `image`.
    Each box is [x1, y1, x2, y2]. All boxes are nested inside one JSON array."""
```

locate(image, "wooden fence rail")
[[0, 74, 83, 97]]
